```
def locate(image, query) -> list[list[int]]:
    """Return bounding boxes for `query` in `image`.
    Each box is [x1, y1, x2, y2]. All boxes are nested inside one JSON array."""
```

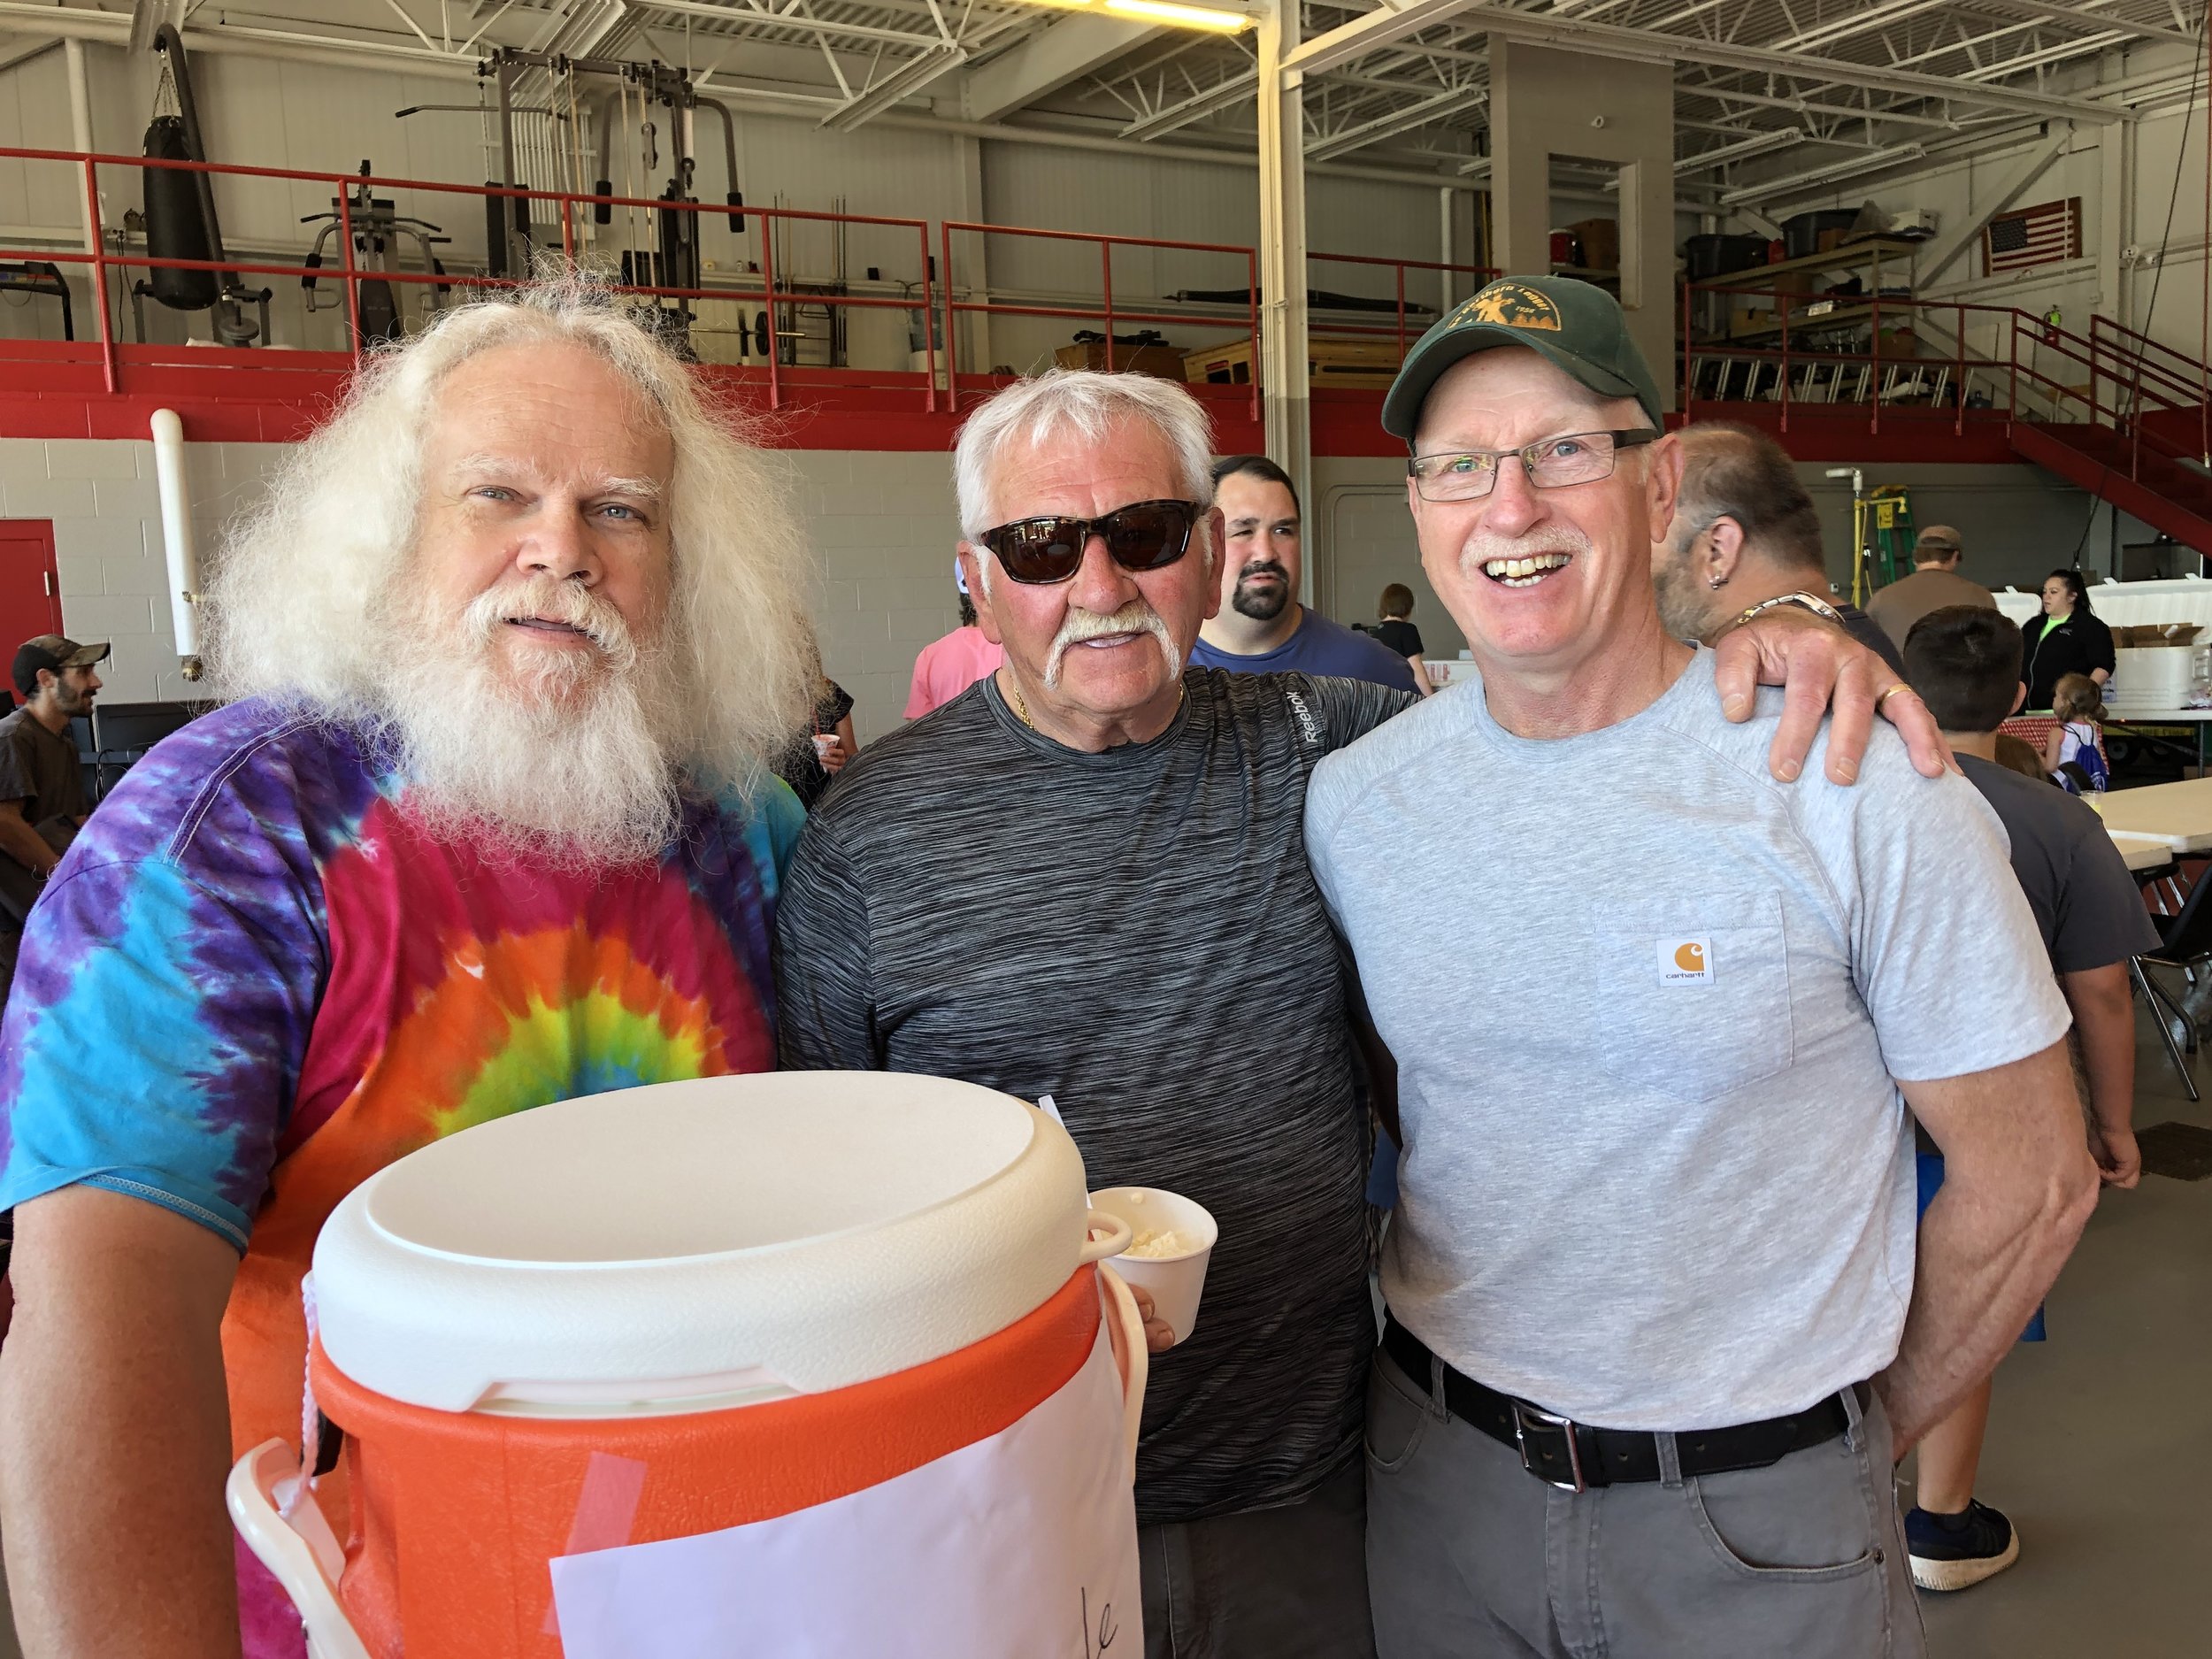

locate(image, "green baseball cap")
[[1381, 275, 1664, 442]]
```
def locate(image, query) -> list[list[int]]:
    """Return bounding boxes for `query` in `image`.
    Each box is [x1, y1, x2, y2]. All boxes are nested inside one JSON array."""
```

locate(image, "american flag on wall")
[[1983, 197, 2082, 276]]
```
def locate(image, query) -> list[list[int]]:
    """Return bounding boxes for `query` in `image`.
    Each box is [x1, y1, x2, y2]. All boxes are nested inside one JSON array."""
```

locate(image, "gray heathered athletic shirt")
[[775, 666, 1414, 1525], [1306, 649, 2072, 1431]]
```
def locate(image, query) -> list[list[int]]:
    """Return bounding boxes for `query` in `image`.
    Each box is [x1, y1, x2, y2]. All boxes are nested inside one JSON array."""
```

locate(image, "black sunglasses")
[[975, 499, 1201, 585]]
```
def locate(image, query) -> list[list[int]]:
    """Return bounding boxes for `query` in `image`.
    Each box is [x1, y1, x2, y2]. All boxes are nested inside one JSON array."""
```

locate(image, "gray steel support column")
[[1256, 0, 1310, 539]]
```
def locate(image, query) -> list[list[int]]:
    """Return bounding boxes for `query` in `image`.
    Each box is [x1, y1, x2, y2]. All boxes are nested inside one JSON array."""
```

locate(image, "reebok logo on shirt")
[[1658, 937, 1712, 985]]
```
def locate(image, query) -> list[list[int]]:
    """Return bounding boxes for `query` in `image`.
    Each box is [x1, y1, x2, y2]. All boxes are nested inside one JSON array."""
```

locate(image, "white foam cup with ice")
[[1086, 1186, 1217, 1348]]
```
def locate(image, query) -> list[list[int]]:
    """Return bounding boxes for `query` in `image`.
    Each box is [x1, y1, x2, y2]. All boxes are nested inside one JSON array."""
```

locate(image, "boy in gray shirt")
[[1307, 276, 2095, 1658]]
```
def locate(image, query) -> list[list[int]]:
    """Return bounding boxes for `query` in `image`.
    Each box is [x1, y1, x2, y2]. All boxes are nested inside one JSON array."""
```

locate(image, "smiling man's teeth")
[[1481, 551, 1572, 587]]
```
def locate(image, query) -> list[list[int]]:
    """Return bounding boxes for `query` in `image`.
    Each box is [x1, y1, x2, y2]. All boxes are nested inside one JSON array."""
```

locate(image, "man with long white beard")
[[0, 282, 816, 1659]]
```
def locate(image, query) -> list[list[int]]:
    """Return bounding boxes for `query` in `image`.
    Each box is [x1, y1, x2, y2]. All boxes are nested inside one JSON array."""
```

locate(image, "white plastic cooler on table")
[[228, 1071, 1148, 1659]]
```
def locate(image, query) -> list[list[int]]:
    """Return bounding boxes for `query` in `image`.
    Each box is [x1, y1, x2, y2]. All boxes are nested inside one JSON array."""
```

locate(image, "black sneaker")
[[1906, 1499, 2019, 1591]]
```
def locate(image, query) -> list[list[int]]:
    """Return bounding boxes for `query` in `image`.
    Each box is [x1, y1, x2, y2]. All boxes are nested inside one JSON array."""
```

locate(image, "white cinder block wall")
[[0, 437, 965, 744]]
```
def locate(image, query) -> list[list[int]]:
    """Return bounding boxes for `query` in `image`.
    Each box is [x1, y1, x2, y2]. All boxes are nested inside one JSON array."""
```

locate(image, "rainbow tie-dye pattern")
[[0, 700, 801, 1537]]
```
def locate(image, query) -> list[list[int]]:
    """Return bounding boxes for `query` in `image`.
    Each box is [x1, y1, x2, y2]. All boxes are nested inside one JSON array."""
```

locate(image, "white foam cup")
[[1086, 1186, 1217, 1348], [811, 733, 841, 764]]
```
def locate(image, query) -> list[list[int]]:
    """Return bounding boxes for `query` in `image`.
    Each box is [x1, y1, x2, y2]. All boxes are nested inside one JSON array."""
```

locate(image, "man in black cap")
[[0, 635, 107, 975], [1306, 277, 2093, 1658]]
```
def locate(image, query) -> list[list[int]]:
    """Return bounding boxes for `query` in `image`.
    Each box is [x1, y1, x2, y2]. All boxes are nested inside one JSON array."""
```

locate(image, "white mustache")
[[459, 574, 639, 672], [1043, 600, 1179, 689]]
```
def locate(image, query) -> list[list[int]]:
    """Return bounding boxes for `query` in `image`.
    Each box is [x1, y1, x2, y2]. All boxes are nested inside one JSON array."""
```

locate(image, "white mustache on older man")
[[1041, 599, 1181, 688]]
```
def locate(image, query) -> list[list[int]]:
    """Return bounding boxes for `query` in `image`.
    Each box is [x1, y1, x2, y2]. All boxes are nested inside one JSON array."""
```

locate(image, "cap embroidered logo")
[[1460, 282, 1564, 332]]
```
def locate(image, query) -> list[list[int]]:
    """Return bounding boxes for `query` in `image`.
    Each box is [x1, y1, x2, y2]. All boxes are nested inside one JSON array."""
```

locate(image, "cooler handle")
[[227, 1439, 374, 1659], [1078, 1206, 1131, 1263], [1095, 1262, 1149, 1482]]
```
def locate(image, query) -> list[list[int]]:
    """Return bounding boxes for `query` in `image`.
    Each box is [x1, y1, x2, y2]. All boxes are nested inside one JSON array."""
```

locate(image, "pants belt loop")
[[1424, 1349, 1451, 1423], [1655, 1430, 1685, 1489], [1838, 1379, 1867, 1451]]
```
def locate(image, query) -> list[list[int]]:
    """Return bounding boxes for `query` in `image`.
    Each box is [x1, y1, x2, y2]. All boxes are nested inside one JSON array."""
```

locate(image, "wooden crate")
[[1182, 335, 1403, 389]]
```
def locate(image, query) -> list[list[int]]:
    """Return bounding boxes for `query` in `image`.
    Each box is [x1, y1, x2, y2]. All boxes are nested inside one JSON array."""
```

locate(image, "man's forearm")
[[0, 1187, 244, 1659], [2065, 968, 2137, 1134], [1886, 1041, 2099, 1451]]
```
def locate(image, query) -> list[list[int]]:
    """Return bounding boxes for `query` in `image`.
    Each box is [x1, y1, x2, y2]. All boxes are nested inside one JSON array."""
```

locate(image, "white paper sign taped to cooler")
[[549, 1327, 1141, 1658]]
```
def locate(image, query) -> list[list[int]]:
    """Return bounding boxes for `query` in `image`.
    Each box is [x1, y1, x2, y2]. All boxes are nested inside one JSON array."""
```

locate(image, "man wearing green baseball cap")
[[1304, 278, 2094, 1657]]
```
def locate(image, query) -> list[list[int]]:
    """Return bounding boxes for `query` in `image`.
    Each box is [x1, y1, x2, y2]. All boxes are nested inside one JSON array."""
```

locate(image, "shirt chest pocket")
[[1586, 892, 1795, 1105]]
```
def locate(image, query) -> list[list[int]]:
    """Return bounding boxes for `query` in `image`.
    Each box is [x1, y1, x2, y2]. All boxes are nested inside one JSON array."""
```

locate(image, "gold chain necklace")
[[1002, 672, 1182, 733]]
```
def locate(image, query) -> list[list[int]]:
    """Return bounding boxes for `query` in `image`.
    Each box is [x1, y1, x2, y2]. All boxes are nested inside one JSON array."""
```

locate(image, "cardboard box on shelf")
[[1568, 218, 1618, 272]]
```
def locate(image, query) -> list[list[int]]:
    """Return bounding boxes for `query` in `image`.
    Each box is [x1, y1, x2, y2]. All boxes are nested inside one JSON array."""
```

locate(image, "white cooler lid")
[[311, 1071, 1090, 1415]]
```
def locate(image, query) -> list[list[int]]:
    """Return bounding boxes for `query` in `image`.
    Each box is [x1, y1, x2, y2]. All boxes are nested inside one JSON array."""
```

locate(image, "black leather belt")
[[1381, 1316, 1862, 1494]]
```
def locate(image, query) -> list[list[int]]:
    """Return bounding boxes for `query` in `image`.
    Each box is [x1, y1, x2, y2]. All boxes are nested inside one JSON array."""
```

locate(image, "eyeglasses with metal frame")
[[973, 499, 1202, 586], [1408, 429, 1662, 503]]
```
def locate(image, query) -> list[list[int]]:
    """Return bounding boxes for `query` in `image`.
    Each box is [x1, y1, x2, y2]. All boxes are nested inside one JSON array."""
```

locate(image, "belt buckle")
[[1512, 1402, 1586, 1494]]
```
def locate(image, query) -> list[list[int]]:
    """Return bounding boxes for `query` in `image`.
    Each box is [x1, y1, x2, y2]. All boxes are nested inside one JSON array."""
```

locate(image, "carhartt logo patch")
[[1657, 937, 1712, 985], [1455, 281, 1563, 332]]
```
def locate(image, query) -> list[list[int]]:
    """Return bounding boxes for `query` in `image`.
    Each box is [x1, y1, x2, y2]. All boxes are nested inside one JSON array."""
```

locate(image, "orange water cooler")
[[228, 1072, 1147, 1659]]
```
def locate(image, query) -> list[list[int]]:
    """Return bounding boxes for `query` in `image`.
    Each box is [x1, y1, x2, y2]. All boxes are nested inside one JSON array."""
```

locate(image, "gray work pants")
[[1141, 1456, 1378, 1659], [1366, 1348, 1924, 1659]]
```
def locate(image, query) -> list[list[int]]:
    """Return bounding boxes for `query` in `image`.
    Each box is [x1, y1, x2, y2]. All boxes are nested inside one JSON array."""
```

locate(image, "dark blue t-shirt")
[[1189, 607, 1421, 692]]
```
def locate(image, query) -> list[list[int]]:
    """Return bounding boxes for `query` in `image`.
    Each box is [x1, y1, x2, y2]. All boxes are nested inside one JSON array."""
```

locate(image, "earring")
[[1708, 573, 1728, 590]]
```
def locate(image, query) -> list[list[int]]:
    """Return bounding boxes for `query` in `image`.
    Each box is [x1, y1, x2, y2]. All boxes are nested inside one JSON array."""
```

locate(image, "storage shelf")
[[1693, 235, 1923, 289]]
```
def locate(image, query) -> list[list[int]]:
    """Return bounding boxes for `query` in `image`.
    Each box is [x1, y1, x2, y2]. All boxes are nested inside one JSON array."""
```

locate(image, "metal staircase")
[[1681, 289, 2212, 555]]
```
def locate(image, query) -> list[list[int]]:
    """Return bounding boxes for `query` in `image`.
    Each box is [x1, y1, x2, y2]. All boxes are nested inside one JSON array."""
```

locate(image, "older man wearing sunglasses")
[[773, 367, 1949, 1659]]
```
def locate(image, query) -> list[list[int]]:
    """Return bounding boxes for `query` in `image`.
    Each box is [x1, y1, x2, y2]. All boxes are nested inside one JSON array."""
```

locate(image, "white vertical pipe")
[[1440, 185, 1455, 312], [65, 38, 98, 256], [150, 409, 204, 674]]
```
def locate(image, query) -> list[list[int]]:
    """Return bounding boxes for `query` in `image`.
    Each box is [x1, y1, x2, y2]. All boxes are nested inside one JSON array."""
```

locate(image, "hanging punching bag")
[[142, 113, 219, 311]]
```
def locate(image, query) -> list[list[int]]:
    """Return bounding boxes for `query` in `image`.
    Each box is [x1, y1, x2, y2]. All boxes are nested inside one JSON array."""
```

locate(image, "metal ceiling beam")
[[964, 14, 1161, 122], [1966, 0, 2200, 50], [128, 0, 188, 53], [1305, 78, 1482, 159], [1280, 0, 1479, 79], [1763, 0, 1951, 56], [821, 40, 968, 128], [640, 0, 949, 50], [1119, 65, 1256, 138], [1675, 82, 1961, 131], [1286, 1, 2125, 123]]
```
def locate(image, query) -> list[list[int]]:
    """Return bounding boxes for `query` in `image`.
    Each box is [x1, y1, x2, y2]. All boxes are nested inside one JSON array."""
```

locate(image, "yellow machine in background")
[[1827, 470, 1916, 605]]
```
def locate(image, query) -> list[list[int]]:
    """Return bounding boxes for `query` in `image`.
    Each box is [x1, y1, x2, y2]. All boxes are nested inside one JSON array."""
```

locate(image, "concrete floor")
[[0, 1012, 2202, 1658]]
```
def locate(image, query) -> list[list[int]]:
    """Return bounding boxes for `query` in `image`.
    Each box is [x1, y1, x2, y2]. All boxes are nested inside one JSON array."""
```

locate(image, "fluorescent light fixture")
[[1102, 0, 1254, 30], [1718, 142, 1925, 204], [1675, 127, 1807, 176]]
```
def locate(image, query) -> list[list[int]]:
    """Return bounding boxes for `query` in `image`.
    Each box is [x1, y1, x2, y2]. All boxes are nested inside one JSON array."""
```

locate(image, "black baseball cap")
[[1382, 275, 1665, 442], [13, 635, 109, 699]]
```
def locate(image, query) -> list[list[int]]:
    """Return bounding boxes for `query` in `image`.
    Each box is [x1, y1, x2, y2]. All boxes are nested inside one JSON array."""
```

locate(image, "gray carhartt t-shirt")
[[1305, 649, 2070, 1430]]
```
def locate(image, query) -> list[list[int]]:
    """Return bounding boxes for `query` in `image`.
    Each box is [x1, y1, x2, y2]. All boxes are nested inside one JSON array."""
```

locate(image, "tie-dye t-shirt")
[[0, 696, 802, 1649]]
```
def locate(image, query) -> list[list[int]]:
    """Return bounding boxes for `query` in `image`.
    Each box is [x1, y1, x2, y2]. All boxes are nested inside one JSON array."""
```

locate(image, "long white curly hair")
[[204, 274, 817, 813]]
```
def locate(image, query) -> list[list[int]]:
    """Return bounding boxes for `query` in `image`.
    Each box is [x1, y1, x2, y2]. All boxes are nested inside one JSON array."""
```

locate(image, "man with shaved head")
[[1306, 278, 2096, 1657]]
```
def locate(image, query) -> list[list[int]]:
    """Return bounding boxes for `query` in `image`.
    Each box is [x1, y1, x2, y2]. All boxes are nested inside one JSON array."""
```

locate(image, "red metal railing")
[[1681, 277, 2212, 479], [4, 146, 1502, 427], [0, 146, 938, 410], [1307, 251, 1498, 358], [938, 219, 1260, 419]]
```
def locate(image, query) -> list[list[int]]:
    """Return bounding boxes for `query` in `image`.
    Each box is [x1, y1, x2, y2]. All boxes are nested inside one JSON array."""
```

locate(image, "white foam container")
[[311, 1071, 1097, 1415], [1086, 1186, 1217, 1347]]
